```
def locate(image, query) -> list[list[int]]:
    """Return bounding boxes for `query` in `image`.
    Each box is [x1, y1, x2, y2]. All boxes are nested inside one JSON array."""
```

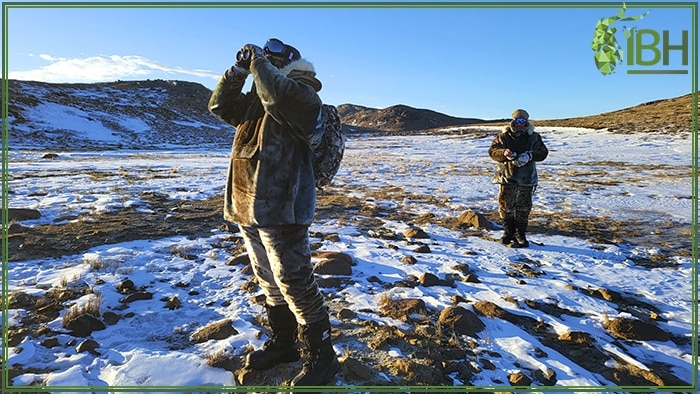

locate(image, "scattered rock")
[[324, 233, 341, 242], [418, 272, 440, 286], [8, 292, 40, 308], [102, 311, 120, 326], [76, 339, 101, 355], [413, 244, 431, 253], [393, 276, 420, 288], [473, 300, 512, 320], [8, 223, 26, 234], [463, 274, 481, 283], [116, 279, 135, 293], [532, 347, 548, 358], [191, 319, 238, 343], [234, 367, 257, 385], [165, 296, 182, 310], [508, 371, 532, 386], [604, 317, 671, 341], [385, 358, 447, 385], [240, 280, 258, 293], [64, 313, 106, 337], [380, 298, 428, 321], [313, 250, 354, 266], [314, 257, 352, 276], [365, 324, 398, 350], [341, 357, 376, 381], [438, 306, 485, 336], [4, 208, 41, 222], [458, 210, 496, 230], [558, 331, 594, 346], [401, 255, 417, 265], [369, 227, 400, 240], [403, 227, 429, 239], [508, 262, 545, 278], [451, 263, 473, 275], [597, 287, 622, 302], [41, 337, 60, 348], [226, 253, 250, 266], [121, 291, 153, 303], [533, 367, 557, 385], [479, 358, 496, 371], [337, 308, 357, 320]]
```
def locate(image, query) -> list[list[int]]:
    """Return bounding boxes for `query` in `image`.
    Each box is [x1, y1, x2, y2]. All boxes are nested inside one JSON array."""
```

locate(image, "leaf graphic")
[[591, 3, 649, 75]]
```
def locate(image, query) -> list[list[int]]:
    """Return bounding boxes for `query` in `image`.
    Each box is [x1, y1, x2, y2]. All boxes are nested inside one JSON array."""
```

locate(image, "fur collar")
[[503, 122, 535, 136], [280, 58, 322, 92]]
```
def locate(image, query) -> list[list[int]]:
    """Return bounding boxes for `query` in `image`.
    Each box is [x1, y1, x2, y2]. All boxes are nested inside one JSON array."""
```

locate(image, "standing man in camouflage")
[[208, 38, 339, 386], [488, 109, 548, 248]]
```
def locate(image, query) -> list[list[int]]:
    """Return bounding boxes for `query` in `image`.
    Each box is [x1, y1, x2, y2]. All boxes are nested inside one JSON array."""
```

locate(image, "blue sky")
[[2, 1, 697, 120]]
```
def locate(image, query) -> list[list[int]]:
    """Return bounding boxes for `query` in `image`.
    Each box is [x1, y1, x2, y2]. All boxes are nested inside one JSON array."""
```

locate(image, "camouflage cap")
[[512, 109, 529, 120]]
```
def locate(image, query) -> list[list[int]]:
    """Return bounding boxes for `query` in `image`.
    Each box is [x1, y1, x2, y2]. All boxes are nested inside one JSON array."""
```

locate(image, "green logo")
[[625, 29, 689, 74], [591, 3, 649, 75]]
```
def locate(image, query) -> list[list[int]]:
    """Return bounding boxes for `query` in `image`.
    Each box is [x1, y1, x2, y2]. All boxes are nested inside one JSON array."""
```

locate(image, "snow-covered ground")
[[3, 126, 697, 392]]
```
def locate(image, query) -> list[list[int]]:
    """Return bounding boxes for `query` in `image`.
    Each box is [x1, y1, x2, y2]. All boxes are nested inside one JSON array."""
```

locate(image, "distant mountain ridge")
[[5, 79, 232, 150], [337, 103, 503, 134], [3, 79, 695, 150]]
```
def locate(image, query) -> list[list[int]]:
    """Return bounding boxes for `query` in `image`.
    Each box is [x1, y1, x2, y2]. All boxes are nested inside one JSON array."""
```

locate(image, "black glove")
[[235, 44, 264, 71]]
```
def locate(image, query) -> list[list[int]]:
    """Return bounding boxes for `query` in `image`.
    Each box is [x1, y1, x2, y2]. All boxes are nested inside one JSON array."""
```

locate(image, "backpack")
[[312, 104, 346, 188]]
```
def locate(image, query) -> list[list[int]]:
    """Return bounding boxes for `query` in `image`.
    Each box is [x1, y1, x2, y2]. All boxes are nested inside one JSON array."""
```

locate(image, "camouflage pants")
[[498, 184, 534, 223], [239, 224, 327, 326]]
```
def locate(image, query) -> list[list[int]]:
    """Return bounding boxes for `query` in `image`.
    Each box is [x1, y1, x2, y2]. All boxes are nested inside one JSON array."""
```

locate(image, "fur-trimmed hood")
[[503, 121, 535, 136], [281, 58, 322, 92]]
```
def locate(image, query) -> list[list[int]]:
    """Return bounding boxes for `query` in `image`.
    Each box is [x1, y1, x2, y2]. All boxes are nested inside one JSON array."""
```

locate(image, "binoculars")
[[236, 48, 251, 62]]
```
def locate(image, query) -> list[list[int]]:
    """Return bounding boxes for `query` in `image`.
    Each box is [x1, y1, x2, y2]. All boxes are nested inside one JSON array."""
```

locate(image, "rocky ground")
[[3, 181, 693, 391], [2, 90, 696, 392]]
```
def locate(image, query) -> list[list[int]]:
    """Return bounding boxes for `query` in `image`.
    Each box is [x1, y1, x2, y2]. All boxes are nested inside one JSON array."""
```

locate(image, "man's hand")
[[235, 44, 264, 70], [225, 64, 250, 82], [227, 44, 265, 82], [504, 149, 517, 160]]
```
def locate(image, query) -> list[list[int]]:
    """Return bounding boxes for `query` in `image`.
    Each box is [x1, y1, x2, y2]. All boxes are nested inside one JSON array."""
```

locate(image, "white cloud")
[[9, 54, 220, 83]]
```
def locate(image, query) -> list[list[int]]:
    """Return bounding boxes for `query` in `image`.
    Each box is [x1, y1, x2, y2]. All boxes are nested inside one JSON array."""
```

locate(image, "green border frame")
[[1, 1, 697, 392]]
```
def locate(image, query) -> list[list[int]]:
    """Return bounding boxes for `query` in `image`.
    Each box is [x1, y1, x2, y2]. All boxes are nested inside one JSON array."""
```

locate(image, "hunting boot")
[[291, 318, 341, 387], [245, 304, 300, 369], [501, 217, 516, 245], [512, 221, 530, 248]]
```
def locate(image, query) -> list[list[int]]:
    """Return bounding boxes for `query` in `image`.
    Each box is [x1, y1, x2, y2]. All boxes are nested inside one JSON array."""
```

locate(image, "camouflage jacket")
[[488, 123, 548, 186], [208, 56, 322, 227]]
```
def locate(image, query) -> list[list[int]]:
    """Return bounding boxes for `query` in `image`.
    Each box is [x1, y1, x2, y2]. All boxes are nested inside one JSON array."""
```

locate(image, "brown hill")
[[337, 103, 503, 134], [337, 93, 696, 135], [518, 93, 696, 134]]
